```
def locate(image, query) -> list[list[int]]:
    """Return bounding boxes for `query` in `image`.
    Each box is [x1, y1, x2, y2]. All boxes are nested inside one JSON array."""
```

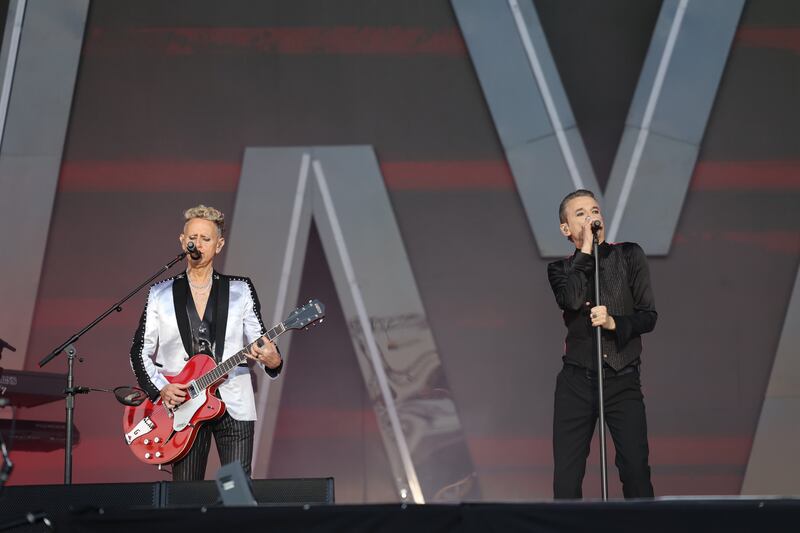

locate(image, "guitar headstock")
[[284, 299, 325, 331]]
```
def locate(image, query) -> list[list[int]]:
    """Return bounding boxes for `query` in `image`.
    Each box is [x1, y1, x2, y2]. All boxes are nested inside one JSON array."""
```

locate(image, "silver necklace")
[[187, 271, 212, 290]]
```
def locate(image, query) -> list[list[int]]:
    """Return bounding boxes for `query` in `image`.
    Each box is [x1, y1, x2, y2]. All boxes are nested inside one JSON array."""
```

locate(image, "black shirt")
[[547, 241, 657, 371], [187, 283, 217, 359]]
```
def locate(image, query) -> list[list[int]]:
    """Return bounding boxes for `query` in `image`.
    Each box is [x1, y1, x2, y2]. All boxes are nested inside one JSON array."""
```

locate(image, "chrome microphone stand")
[[38, 249, 189, 484], [592, 226, 609, 500]]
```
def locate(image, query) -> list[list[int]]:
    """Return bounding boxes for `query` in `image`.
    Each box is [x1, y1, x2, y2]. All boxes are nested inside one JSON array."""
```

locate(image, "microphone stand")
[[0, 410, 12, 493], [38, 250, 189, 484], [593, 229, 609, 501]]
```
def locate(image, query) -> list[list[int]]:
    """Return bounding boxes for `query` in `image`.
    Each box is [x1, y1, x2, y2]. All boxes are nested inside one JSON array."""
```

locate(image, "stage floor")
[[2, 497, 799, 533]]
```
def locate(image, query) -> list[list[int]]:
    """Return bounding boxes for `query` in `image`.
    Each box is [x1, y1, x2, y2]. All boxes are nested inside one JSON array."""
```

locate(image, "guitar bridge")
[[124, 416, 155, 445]]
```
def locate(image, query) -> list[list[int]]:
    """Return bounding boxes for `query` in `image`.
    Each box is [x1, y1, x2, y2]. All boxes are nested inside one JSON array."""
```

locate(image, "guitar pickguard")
[[172, 389, 207, 432]]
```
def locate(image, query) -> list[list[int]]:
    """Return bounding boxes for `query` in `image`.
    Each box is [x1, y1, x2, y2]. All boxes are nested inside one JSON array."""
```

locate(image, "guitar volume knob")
[[153, 437, 160, 443], [143, 439, 150, 445], [144, 453, 152, 459], [155, 452, 162, 458]]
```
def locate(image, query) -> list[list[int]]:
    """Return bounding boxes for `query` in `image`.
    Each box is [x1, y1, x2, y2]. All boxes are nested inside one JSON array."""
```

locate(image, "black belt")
[[564, 363, 639, 379]]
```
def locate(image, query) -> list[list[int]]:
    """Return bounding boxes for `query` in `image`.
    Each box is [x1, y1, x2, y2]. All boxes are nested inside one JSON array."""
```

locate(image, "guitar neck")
[[193, 322, 287, 391]]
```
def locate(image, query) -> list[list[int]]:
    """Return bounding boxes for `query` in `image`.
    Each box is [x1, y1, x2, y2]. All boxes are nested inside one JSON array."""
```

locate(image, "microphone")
[[186, 241, 201, 260], [591, 220, 603, 233]]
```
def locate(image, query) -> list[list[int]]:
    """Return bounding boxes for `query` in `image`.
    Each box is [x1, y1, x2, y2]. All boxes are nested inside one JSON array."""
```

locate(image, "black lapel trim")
[[130, 308, 160, 402], [214, 272, 230, 362], [172, 275, 193, 357], [242, 277, 267, 334]]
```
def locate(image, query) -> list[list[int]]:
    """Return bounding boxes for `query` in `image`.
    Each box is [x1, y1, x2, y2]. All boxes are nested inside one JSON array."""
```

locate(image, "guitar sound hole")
[[163, 429, 177, 446]]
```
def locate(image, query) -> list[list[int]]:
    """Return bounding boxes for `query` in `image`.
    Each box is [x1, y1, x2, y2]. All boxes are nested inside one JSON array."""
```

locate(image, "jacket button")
[[603, 354, 608, 358]]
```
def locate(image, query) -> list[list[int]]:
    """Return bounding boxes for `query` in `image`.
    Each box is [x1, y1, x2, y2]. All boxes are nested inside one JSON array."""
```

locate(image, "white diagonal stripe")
[[272, 152, 311, 327], [252, 151, 311, 466], [0, 0, 27, 150], [509, 0, 584, 190], [313, 158, 426, 504], [608, 0, 689, 241]]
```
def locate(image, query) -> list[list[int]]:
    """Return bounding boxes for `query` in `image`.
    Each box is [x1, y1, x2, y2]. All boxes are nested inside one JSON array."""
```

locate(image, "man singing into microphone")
[[547, 189, 656, 498], [129, 204, 283, 480]]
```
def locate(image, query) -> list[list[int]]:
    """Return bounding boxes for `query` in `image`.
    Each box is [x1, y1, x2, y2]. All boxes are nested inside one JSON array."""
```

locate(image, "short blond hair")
[[183, 204, 225, 236]]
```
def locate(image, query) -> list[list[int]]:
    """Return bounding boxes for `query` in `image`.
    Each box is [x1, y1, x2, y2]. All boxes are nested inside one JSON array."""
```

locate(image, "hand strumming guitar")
[[160, 382, 189, 409]]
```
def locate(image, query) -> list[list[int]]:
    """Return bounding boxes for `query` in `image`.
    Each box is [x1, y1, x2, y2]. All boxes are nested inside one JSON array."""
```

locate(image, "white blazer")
[[129, 272, 281, 421]]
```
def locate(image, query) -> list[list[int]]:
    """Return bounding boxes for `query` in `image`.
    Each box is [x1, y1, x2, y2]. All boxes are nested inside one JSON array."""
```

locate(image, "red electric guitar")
[[122, 299, 324, 466]]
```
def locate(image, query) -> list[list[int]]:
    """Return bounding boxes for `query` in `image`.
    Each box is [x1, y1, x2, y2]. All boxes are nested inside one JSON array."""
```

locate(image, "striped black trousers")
[[172, 412, 255, 481]]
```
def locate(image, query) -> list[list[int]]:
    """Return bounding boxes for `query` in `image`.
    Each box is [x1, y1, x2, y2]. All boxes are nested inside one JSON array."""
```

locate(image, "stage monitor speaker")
[[163, 476, 335, 507], [0, 481, 159, 520], [215, 462, 257, 507]]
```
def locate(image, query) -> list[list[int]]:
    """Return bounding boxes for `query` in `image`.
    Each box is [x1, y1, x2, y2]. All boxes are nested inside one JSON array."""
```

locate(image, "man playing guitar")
[[129, 204, 282, 480]]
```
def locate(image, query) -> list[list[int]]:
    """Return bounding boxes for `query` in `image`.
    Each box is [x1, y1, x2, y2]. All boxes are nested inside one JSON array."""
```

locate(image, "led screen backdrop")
[[1, 0, 798, 501]]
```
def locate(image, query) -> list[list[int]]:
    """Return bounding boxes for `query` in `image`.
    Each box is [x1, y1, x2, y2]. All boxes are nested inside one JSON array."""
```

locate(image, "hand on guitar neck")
[[244, 336, 281, 369]]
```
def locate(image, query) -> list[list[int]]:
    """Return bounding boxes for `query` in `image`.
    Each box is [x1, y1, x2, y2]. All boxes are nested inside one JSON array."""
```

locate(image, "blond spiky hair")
[[183, 204, 225, 236]]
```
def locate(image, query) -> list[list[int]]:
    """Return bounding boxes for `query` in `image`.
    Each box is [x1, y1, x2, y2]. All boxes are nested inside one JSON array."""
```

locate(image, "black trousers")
[[553, 363, 654, 499], [172, 411, 255, 481]]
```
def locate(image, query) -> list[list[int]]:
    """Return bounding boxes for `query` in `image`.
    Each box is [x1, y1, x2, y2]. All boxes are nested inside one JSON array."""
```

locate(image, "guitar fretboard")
[[193, 322, 287, 391]]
